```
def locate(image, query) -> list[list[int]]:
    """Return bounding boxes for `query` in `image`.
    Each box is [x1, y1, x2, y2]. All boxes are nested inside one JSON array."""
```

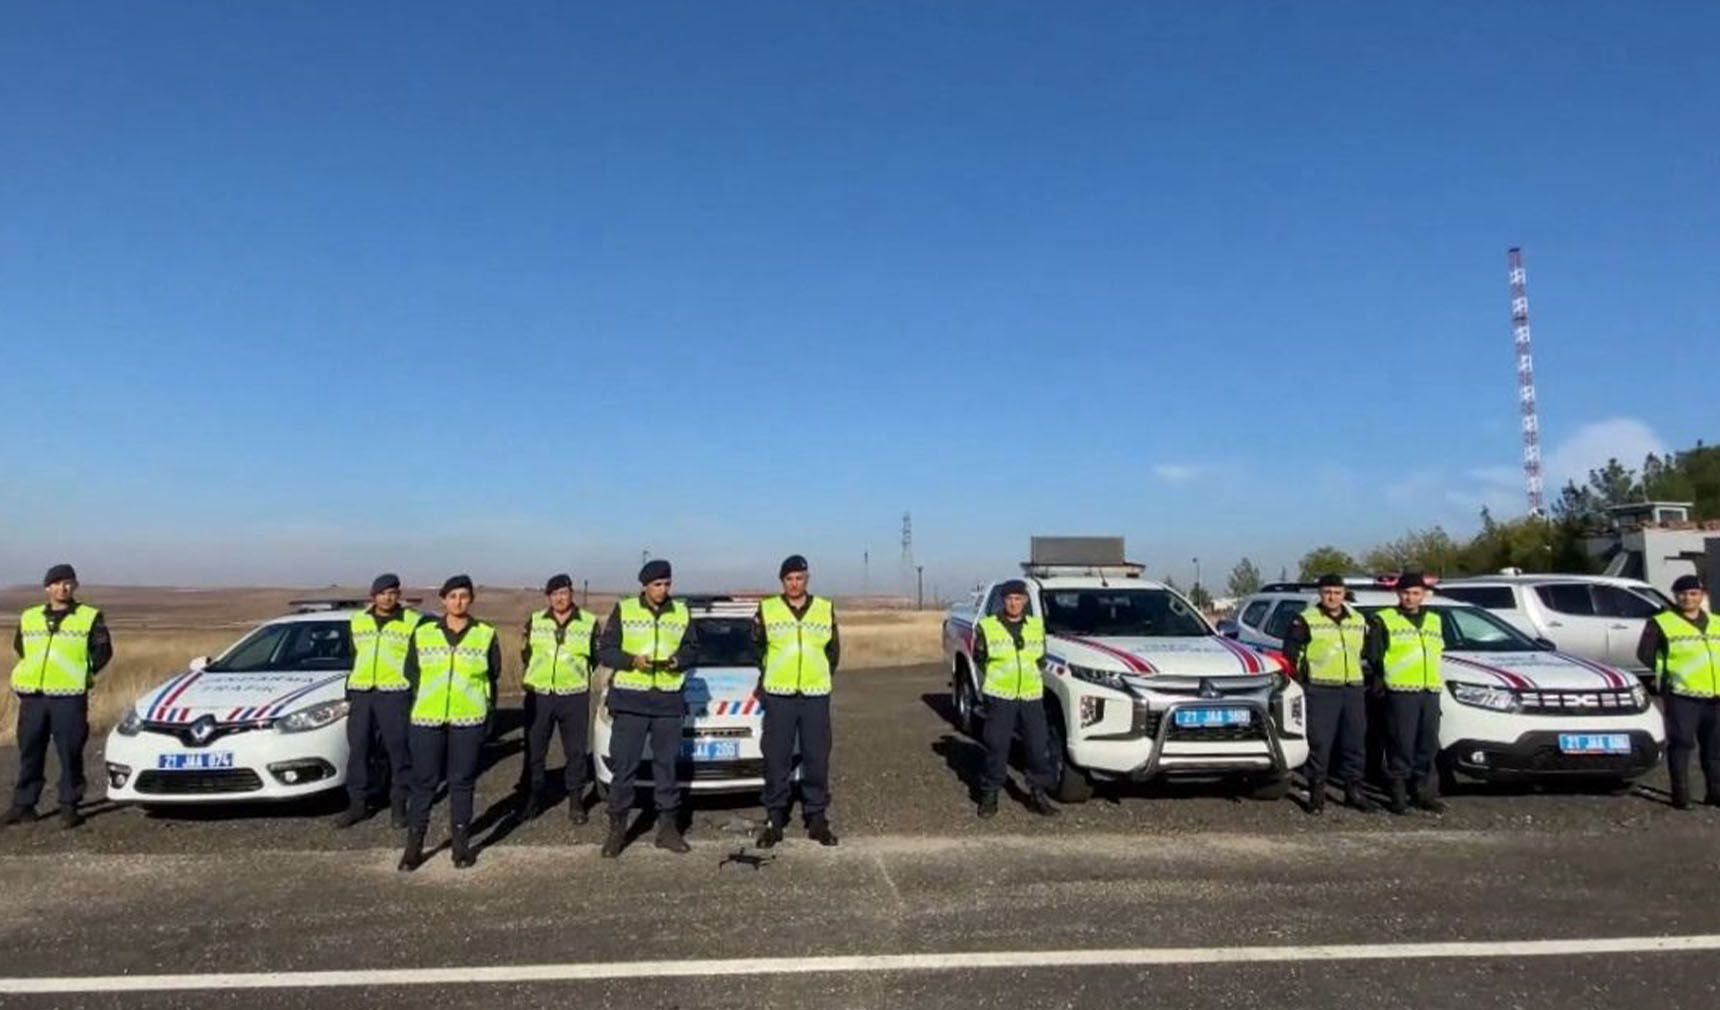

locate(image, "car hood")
[[135, 667, 349, 724], [1443, 650, 1636, 690], [683, 666, 762, 717], [1046, 633, 1276, 678]]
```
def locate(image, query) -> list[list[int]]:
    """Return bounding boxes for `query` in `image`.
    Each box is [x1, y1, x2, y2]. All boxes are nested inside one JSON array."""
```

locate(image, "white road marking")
[[4, 935, 1720, 994]]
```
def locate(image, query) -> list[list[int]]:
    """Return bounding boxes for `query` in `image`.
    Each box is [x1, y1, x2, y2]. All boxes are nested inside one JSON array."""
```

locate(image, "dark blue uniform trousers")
[[525, 691, 590, 797], [344, 690, 412, 806], [982, 696, 1054, 792], [11, 694, 87, 810], [407, 724, 485, 832], [761, 693, 831, 821], [606, 712, 682, 816], [1304, 683, 1367, 787], [1384, 690, 1441, 784]]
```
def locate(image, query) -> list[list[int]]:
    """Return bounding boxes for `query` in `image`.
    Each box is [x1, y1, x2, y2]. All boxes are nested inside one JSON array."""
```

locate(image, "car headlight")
[[117, 708, 144, 736], [275, 699, 350, 734], [1067, 664, 1130, 693], [1447, 681, 1520, 713]]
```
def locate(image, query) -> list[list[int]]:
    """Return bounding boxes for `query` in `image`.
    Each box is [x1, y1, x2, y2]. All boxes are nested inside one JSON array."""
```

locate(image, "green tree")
[[1187, 583, 1214, 611], [1297, 546, 1357, 580], [1360, 526, 1462, 575], [1586, 458, 1640, 506], [1226, 558, 1262, 599]]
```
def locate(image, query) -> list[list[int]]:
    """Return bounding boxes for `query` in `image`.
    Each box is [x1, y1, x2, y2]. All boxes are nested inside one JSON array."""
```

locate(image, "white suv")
[[1435, 575, 1671, 678], [1224, 581, 1664, 789]]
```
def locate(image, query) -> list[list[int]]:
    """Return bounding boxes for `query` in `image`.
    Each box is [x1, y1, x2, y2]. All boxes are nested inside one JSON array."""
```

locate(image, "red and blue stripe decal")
[[1051, 635, 1156, 674], [1553, 652, 1630, 689], [1445, 655, 1534, 689], [146, 668, 204, 721], [1212, 635, 1266, 675], [221, 674, 346, 723]]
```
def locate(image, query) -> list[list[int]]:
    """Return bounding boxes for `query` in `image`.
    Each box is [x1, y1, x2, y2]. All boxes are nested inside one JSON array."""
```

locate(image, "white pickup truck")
[[943, 563, 1308, 803]]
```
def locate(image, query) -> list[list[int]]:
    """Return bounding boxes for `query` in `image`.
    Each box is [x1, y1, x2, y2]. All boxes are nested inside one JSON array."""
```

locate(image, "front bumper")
[[1439, 697, 1664, 781], [103, 722, 348, 803], [1060, 680, 1308, 780], [592, 716, 795, 794]]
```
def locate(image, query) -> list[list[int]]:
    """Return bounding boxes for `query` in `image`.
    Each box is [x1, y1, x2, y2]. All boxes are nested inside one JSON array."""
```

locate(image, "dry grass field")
[[0, 586, 946, 743]]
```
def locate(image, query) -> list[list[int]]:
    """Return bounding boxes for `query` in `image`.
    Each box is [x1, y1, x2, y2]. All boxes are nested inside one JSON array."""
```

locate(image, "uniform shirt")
[[1283, 605, 1373, 684], [749, 595, 841, 675], [971, 614, 1030, 670], [519, 604, 601, 669], [1637, 610, 1712, 672], [12, 601, 114, 681], [1362, 607, 1430, 673], [598, 595, 701, 717], [402, 616, 503, 702]]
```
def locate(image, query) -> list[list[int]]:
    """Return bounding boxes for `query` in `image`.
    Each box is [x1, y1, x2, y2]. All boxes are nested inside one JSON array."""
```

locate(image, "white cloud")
[[1541, 417, 1667, 487], [1152, 462, 1203, 485]]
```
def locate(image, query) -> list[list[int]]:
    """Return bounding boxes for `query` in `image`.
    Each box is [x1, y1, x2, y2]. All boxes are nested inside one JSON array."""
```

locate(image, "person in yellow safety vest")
[[1362, 572, 1447, 816], [752, 554, 841, 849], [972, 580, 1059, 819], [596, 559, 700, 858], [1281, 574, 1379, 815], [336, 573, 422, 830], [1637, 574, 1720, 810], [518, 572, 600, 825], [397, 575, 500, 872], [5, 564, 112, 830]]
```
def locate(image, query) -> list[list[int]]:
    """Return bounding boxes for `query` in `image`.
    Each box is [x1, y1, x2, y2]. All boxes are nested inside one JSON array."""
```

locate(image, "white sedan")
[[104, 607, 359, 804]]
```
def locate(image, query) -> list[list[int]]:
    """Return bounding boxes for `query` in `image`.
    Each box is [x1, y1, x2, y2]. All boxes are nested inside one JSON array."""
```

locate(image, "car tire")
[[953, 663, 982, 739], [1044, 705, 1094, 804], [1244, 771, 1291, 801]]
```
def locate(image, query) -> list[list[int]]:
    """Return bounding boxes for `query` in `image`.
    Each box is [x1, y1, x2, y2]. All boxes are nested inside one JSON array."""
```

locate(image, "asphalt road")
[[2, 664, 1719, 1009]]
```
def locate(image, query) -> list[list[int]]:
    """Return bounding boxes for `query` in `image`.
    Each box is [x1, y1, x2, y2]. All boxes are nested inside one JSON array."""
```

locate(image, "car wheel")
[[953, 665, 981, 738], [1044, 705, 1094, 804], [1244, 771, 1291, 801]]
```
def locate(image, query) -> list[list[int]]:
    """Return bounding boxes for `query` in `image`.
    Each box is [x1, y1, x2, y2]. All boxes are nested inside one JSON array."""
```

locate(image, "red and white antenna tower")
[[1507, 247, 1544, 516]]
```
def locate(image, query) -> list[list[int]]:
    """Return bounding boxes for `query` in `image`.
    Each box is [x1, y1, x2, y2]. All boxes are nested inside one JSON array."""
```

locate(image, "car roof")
[[1440, 574, 1656, 588], [1030, 577, 1176, 591], [1244, 588, 1474, 609]]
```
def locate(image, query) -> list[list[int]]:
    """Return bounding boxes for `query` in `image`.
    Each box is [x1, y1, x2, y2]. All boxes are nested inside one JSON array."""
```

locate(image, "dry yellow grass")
[[2, 604, 945, 744]]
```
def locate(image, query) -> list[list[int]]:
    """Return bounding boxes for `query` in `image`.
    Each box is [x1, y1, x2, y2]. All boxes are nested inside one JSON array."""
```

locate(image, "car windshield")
[[1040, 589, 1209, 638], [206, 621, 353, 672], [691, 617, 760, 667], [1361, 605, 1542, 653]]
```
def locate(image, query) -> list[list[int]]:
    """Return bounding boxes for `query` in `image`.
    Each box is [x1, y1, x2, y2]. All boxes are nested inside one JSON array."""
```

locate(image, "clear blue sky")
[[3, 2, 1716, 594]]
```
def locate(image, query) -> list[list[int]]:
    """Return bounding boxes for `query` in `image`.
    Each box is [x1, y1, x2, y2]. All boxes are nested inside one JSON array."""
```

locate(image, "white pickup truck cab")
[[944, 563, 1307, 803]]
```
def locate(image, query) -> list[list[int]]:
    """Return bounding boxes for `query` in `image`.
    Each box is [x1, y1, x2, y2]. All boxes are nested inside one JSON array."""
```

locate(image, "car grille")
[[683, 726, 753, 739], [134, 769, 265, 795], [605, 758, 770, 782], [142, 723, 271, 748], [1164, 718, 1267, 743], [1516, 690, 1643, 716]]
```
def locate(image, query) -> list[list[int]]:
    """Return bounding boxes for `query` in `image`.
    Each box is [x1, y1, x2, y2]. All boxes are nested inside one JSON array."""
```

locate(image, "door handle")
[[1546, 620, 1563, 628], [1610, 624, 1630, 630]]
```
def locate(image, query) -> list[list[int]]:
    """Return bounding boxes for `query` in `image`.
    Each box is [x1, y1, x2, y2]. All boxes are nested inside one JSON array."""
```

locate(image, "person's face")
[[782, 570, 808, 598], [548, 586, 574, 612], [1398, 586, 1426, 611], [443, 588, 473, 618], [45, 579, 76, 606], [644, 578, 671, 606], [1318, 586, 1346, 610], [1677, 588, 1705, 614], [373, 587, 400, 612], [1003, 592, 1028, 619]]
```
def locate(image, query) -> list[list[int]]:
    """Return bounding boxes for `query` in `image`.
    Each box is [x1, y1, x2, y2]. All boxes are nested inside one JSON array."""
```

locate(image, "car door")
[[1531, 582, 1612, 664], [1590, 585, 1661, 671]]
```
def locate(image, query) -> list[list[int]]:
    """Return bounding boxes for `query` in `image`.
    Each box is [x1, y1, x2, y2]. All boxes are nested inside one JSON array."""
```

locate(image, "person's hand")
[[631, 654, 651, 670]]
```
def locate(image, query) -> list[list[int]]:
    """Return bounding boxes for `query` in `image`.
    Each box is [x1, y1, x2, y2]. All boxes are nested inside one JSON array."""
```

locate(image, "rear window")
[[1592, 585, 1660, 620], [1536, 584, 1596, 616], [1263, 601, 1305, 639], [1438, 586, 1518, 611], [1240, 600, 1270, 628]]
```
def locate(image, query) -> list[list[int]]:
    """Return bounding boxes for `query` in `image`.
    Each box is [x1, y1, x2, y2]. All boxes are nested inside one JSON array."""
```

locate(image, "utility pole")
[[1507, 247, 1546, 517], [1192, 556, 1201, 594], [900, 512, 914, 601], [581, 579, 589, 608], [863, 549, 870, 596], [916, 565, 924, 611]]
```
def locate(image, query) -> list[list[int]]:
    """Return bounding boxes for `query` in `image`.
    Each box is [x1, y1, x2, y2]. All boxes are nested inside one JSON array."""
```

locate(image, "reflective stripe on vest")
[[611, 598, 690, 693], [347, 609, 422, 691], [523, 609, 597, 694], [979, 614, 1046, 701], [409, 622, 495, 727], [1378, 608, 1443, 692], [1653, 610, 1720, 699], [759, 596, 834, 696], [1300, 605, 1366, 686], [9, 605, 99, 695]]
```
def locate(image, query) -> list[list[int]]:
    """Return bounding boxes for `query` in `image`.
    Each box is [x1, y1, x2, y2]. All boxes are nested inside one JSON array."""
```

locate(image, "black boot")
[[452, 824, 475, 869], [600, 814, 628, 858], [1670, 771, 1692, 810], [59, 805, 84, 830], [1344, 783, 1380, 814], [334, 798, 366, 829], [0, 807, 35, 828], [522, 789, 546, 822], [389, 793, 409, 830], [1026, 789, 1059, 818], [1306, 778, 1326, 816], [568, 793, 589, 826], [756, 811, 786, 848], [807, 814, 841, 845], [398, 826, 426, 873], [1387, 779, 1410, 816], [1411, 778, 1447, 815], [977, 790, 999, 819], [654, 816, 690, 854]]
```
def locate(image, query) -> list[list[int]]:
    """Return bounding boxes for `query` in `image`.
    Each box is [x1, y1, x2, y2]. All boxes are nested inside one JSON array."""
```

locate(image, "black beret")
[[370, 573, 401, 595], [42, 564, 77, 586], [1395, 572, 1427, 591], [1316, 574, 1345, 589], [639, 559, 672, 585], [1672, 575, 1706, 594], [439, 574, 474, 597], [998, 579, 1029, 597], [545, 573, 573, 595], [779, 554, 809, 579]]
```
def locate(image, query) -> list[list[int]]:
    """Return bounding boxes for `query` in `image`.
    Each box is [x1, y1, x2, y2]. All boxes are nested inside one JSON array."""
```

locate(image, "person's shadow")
[[923, 692, 988, 800]]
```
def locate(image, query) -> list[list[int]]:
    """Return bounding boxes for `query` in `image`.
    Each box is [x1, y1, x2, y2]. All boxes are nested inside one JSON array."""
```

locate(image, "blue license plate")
[[1558, 733, 1631, 755], [155, 752, 235, 770], [681, 739, 740, 762], [1173, 707, 1251, 729]]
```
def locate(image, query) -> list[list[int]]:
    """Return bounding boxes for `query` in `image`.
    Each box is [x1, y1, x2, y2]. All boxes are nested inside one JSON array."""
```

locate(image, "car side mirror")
[[1215, 620, 1240, 639], [1533, 637, 1557, 652], [189, 655, 210, 671]]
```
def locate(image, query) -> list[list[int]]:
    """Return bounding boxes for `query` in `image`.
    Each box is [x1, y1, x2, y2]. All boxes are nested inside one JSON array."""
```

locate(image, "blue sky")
[[3, 2, 1716, 594]]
